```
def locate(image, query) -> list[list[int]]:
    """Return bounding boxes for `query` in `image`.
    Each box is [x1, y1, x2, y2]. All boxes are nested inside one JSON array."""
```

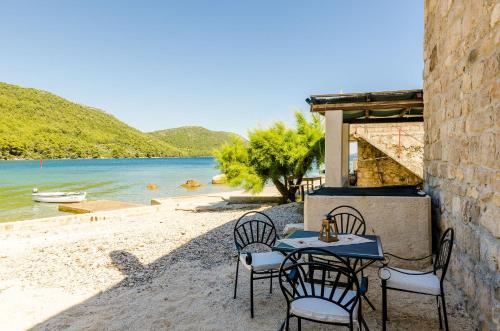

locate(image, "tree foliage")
[[0, 82, 240, 159], [215, 112, 324, 202], [150, 126, 244, 157]]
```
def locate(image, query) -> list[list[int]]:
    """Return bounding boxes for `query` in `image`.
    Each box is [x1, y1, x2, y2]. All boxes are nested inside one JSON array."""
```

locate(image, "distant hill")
[[150, 126, 243, 157], [0, 82, 239, 159]]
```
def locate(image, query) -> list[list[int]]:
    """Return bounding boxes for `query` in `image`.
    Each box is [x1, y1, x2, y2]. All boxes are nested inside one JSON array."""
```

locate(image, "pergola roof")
[[306, 89, 423, 123]]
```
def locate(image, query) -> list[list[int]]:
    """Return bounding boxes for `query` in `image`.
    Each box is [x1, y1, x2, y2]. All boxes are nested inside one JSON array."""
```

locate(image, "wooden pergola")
[[307, 89, 424, 187], [306, 89, 423, 123]]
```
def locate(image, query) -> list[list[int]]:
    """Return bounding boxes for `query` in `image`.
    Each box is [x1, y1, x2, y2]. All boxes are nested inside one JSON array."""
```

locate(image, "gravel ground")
[[0, 202, 475, 330]]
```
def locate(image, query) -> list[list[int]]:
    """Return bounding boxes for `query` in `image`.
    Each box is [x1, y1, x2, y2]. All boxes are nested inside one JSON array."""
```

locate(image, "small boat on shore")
[[32, 191, 87, 203]]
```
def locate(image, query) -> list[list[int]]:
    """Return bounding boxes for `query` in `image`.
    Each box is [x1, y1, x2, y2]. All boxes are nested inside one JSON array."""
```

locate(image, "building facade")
[[423, 1, 499, 329]]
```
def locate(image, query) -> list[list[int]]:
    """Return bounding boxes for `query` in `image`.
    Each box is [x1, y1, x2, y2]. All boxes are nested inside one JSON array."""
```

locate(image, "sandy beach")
[[0, 198, 475, 331]]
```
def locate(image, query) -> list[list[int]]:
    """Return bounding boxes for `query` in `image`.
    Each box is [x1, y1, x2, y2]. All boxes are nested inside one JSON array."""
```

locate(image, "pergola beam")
[[310, 99, 424, 112], [346, 117, 423, 124]]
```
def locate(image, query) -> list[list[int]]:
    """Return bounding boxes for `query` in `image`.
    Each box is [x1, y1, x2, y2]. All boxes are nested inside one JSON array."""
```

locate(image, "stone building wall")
[[423, 1, 499, 329], [351, 123, 424, 177], [356, 137, 423, 187]]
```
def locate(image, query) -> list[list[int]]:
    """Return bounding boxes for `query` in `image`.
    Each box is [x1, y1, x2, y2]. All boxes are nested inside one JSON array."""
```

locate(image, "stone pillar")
[[341, 123, 350, 185], [324, 111, 348, 187]]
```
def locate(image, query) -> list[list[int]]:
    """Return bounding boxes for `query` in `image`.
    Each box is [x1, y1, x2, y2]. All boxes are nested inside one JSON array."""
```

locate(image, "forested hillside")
[[0, 82, 239, 159], [150, 126, 243, 156]]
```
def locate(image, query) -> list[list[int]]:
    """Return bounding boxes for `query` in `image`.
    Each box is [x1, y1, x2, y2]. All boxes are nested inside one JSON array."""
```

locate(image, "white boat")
[[32, 191, 87, 203]]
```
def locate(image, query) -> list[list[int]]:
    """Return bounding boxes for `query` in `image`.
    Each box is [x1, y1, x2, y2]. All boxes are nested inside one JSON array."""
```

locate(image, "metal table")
[[272, 230, 384, 331], [273, 230, 384, 272]]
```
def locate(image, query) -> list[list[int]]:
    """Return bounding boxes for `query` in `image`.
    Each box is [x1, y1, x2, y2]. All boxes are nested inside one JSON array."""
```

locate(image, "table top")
[[273, 230, 384, 260]]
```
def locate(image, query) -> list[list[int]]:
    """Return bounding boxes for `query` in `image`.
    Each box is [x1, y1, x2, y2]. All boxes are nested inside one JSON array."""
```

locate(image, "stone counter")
[[304, 192, 431, 267]]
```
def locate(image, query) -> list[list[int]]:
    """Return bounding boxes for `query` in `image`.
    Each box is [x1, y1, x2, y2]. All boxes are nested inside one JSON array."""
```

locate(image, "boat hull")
[[32, 192, 87, 203]]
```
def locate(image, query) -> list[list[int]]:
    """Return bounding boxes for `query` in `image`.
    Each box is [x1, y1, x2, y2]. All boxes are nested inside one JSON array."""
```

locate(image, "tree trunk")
[[272, 178, 296, 203]]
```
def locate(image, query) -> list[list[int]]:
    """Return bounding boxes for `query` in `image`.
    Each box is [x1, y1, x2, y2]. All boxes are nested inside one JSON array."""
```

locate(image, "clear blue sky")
[[0, 1, 423, 136]]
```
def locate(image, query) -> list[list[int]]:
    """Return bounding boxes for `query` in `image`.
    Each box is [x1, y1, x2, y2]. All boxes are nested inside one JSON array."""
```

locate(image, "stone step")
[[351, 124, 424, 177]]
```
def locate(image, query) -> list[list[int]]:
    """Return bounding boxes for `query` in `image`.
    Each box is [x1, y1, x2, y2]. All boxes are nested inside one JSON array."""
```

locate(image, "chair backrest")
[[279, 248, 360, 317], [433, 228, 454, 280], [326, 205, 366, 235], [233, 211, 277, 252]]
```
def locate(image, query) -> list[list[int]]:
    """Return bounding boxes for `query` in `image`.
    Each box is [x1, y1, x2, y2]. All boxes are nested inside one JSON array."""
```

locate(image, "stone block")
[[471, 62, 485, 90], [466, 110, 494, 133], [491, 3, 500, 28], [455, 222, 480, 261], [474, 168, 495, 187], [477, 278, 494, 324], [479, 234, 499, 271], [461, 263, 477, 299], [479, 132, 496, 168], [304, 194, 432, 265]]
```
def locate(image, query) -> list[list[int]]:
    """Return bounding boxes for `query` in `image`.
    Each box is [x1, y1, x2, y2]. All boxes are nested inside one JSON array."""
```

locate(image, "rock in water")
[[181, 180, 203, 189], [211, 174, 227, 184], [147, 183, 158, 190]]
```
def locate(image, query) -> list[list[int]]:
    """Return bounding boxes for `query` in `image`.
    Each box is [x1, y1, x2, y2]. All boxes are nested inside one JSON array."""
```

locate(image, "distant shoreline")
[[0, 157, 228, 223]]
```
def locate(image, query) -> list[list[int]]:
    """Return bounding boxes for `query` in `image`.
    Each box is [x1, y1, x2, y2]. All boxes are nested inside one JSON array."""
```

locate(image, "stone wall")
[[352, 123, 424, 177], [356, 137, 423, 187], [305, 194, 431, 267], [423, 1, 499, 329]]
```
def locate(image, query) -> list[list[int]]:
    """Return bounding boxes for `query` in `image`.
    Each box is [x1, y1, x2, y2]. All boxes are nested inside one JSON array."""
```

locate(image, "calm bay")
[[0, 157, 230, 222]]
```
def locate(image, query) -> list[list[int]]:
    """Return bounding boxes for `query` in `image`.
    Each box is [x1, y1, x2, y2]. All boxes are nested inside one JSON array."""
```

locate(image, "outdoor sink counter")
[[304, 186, 432, 266]]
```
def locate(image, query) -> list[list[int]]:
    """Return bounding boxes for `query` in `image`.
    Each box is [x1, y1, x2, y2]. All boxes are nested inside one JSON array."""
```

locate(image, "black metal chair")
[[327, 205, 366, 235], [279, 248, 364, 331], [233, 211, 284, 318], [379, 228, 454, 331], [311, 205, 375, 311]]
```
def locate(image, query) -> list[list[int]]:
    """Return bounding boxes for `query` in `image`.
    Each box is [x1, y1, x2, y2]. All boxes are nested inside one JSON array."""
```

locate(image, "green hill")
[[150, 126, 243, 157], [0, 82, 241, 159]]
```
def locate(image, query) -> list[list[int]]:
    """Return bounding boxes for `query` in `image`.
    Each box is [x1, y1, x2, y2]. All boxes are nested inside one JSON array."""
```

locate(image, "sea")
[[0, 157, 233, 223]]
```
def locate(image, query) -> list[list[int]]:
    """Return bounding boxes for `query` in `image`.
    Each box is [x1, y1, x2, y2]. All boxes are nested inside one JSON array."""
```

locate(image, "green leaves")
[[214, 137, 264, 193], [0, 82, 239, 159], [215, 111, 325, 201], [150, 126, 244, 157]]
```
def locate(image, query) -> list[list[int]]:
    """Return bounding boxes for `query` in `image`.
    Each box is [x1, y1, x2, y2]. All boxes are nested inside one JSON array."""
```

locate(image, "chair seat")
[[380, 267, 441, 295], [291, 283, 358, 324], [239, 251, 287, 272]]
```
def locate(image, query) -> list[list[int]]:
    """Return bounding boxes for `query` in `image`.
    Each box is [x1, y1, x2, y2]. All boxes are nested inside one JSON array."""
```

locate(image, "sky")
[[0, 1, 423, 136]]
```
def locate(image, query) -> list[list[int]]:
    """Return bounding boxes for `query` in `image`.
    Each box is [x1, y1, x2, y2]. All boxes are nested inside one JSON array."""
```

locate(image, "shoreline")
[[0, 157, 233, 223], [0, 187, 278, 228]]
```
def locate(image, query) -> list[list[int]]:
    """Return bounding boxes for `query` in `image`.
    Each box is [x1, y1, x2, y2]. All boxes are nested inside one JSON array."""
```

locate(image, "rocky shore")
[[0, 200, 474, 330]]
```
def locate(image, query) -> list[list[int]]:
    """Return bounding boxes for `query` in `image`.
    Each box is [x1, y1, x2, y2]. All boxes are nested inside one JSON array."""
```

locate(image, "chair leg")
[[269, 270, 273, 293], [441, 292, 449, 331], [358, 297, 365, 331], [361, 317, 369, 331], [382, 279, 387, 331], [437, 296, 443, 329], [278, 318, 286, 331], [233, 257, 239, 299], [250, 270, 254, 318], [297, 317, 301, 331], [285, 315, 290, 331], [278, 319, 285, 331], [363, 293, 376, 311]]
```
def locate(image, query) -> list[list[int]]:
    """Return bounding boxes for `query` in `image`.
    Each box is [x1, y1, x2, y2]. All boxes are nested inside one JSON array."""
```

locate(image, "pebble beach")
[[0, 198, 475, 330]]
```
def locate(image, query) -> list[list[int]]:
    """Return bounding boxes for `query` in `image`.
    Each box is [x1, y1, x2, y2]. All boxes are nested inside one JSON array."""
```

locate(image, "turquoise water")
[[0, 158, 232, 222]]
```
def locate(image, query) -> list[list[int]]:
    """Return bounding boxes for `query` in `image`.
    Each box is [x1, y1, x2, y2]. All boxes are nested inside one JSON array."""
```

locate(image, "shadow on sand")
[[29, 208, 298, 331], [28, 204, 470, 331]]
